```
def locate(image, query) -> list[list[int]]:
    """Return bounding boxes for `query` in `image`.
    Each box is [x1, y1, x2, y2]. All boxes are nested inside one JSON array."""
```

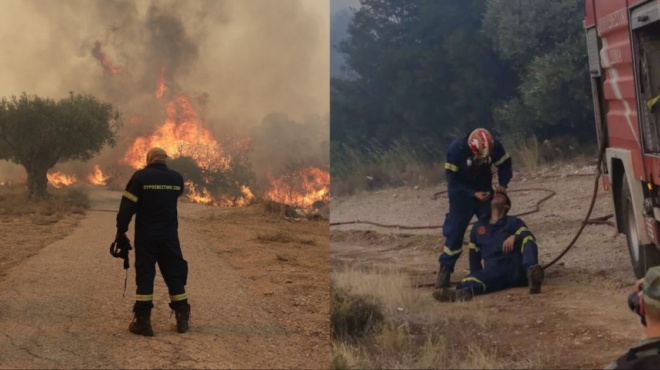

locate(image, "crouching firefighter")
[[434, 192, 545, 302], [114, 147, 191, 336], [435, 128, 513, 296]]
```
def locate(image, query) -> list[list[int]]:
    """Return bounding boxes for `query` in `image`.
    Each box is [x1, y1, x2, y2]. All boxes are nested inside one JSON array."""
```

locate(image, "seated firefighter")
[[434, 192, 545, 302]]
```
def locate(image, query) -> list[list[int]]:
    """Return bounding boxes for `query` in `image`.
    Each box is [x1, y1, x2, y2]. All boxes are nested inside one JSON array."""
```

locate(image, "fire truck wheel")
[[622, 175, 660, 278]]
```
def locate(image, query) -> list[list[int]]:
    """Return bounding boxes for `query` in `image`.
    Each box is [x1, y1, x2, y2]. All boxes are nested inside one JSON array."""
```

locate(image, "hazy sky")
[[0, 0, 329, 180], [0, 0, 329, 120]]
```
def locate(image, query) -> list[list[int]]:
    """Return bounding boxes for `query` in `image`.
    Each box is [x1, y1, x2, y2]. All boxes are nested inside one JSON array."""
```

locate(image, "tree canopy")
[[0, 92, 122, 199], [331, 0, 593, 157]]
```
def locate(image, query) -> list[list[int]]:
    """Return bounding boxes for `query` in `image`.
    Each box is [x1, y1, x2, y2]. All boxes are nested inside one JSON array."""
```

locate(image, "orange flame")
[[123, 94, 230, 172], [91, 41, 123, 76], [265, 167, 330, 211], [183, 181, 256, 207], [124, 91, 254, 207], [155, 66, 167, 99], [87, 164, 110, 186], [233, 185, 256, 207], [47, 172, 77, 188], [184, 180, 215, 205]]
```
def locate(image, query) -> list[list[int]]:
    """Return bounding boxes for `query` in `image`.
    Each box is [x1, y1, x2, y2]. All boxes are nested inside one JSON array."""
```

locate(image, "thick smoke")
[[0, 0, 329, 188]]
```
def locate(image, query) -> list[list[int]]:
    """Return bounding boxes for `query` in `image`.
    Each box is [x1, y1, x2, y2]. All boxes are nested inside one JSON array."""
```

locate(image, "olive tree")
[[0, 92, 122, 200]]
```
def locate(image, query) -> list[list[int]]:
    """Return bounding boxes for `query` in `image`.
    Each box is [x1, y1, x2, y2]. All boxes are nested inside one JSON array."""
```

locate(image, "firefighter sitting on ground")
[[435, 128, 513, 296], [434, 192, 545, 302]]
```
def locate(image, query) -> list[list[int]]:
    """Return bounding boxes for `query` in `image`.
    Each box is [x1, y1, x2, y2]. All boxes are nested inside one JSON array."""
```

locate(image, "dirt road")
[[0, 188, 328, 369], [331, 166, 645, 368]]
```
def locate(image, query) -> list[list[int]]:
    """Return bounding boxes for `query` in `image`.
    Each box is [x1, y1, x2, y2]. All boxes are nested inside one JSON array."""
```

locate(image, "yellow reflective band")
[[444, 163, 459, 172], [468, 243, 479, 252], [123, 191, 138, 203], [170, 293, 187, 302], [521, 236, 535, 253], [135, 294, 153, 301], [648, 95, 660, 111], [143, 184, 182, 191], [461, 277, 487, 293], [515, 227, 529, 236], [494, 153, 510, 167], [443, 246, 462, 256]]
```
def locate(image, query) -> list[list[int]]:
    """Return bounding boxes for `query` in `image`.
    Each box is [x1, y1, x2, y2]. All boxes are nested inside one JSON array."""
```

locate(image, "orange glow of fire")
[[265, 167, 330, 211], [87, 164, 110, 186], [47, 172, 77, 188], [155, 66, 167, 99], [123, 94, 231, 172], [184, 180, 215, 204], [233, 186, 256, 207], [91, 41, 123, 76], [184, 181, 256, 207]]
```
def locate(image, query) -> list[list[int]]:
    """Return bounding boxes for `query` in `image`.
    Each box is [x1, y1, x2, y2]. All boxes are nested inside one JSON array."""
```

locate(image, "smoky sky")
[[0, 0, 329, 183]]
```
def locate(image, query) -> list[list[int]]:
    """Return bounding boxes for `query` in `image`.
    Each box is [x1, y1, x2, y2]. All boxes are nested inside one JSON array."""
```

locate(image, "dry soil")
[[331, 165, 644, 368], [0, 187, 329, 369]]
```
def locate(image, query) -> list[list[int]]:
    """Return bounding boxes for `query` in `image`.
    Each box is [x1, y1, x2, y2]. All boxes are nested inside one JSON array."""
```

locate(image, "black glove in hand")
[[110, 233, 132, 268]]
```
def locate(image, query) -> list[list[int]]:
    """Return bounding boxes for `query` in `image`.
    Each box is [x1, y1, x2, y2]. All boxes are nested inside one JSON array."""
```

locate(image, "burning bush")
[[265, 162, 330, 212], [167, 143, 257, 207]]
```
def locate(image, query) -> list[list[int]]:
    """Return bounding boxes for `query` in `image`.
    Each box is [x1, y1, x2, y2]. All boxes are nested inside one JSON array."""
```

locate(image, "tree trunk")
[[24, 163, 49, 201]]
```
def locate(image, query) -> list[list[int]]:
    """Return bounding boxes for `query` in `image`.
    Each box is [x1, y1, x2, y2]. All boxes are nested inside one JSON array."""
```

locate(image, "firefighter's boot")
[[129, 310, 154, 337], [433, 287, 474, 303], [435, 265, 451, 289], [528, 264, 545, 294], [173, 304, 190, 333], [433, 265, 452, 300]]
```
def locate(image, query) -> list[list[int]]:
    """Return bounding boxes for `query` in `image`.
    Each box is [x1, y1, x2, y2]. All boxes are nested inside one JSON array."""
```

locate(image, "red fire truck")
[[586, 0, 660, 277]]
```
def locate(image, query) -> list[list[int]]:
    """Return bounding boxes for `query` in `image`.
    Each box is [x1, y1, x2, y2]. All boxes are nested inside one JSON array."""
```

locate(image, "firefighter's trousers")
[[133, 236, 189, 312], [457, 243, 538, 295], [439, 196, 490, 272]]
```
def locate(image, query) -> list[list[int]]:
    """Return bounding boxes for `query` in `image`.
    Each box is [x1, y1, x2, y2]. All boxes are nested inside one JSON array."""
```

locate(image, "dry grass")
[[502, 135, 541, 173], [0, 184, 90, 217], [330, 140, 445, 196], [330, 267, 544, 369], [331, 282, 384, 339]]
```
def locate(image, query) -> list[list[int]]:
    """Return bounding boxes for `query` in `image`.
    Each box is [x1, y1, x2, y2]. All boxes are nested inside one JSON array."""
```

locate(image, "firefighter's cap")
[[643, 267, 660, 309]]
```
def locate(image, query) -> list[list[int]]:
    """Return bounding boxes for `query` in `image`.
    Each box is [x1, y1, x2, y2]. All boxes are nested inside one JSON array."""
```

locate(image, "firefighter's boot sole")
[[528, 265, 545, 295], [129, 311, 154, 337]]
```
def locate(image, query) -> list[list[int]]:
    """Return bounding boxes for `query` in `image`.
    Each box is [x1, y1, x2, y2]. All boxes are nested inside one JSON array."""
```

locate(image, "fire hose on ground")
[[330, 142, 610, 281]]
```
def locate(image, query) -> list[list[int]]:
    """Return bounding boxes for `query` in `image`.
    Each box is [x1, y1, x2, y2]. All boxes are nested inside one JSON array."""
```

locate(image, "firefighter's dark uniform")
[[440, 135, 512, 272], [605, 338, 660, 369], [457, 215, 538, 295], [116, 162, 188, 313], [606, 267, 660, 369]]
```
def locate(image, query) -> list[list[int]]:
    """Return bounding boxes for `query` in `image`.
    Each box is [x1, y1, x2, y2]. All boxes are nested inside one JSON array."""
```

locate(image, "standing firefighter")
[[114, 147, 190, 336], [435, 128, 512, 295]]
